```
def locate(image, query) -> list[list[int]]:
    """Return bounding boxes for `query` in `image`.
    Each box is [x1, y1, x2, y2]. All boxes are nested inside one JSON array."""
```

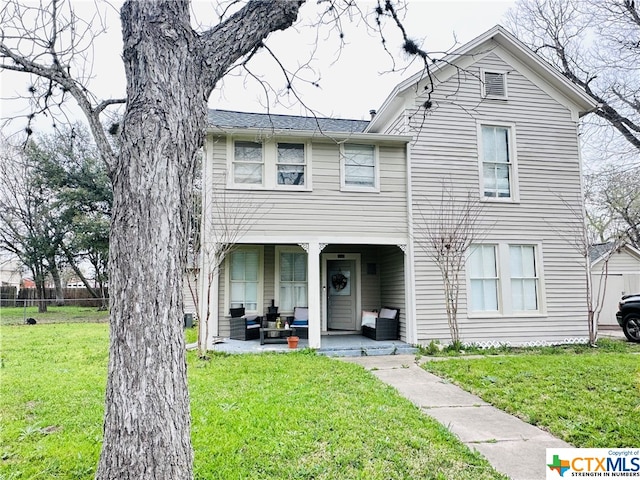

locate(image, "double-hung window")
[[510, 245, 539, 311], [342, 144, 377, 190], [230, 138, 309, 190], [233, 141, 263, 185], [468, 243, 542, 316], [277, 248, 308, 313], [469, 244, 499, 312], [277, 143, 306, 186], [229, 248, 260, 312], [480, 124, 517, 200]]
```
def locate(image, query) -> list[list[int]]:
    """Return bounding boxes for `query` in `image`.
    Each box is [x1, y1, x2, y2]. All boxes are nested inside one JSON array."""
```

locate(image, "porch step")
[[318, 344, 417, 357]]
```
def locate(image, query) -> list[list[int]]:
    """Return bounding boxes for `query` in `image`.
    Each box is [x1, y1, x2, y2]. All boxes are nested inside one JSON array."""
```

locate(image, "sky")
[[0, 0, 517, 134]]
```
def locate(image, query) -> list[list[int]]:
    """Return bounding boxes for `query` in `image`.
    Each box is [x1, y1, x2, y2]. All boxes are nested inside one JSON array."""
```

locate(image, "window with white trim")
[[342, 144, 378, 190], [468, 243, 543, 316], [230, 138, 310, 190], [277, 249, 308, 313], [469, 244, 499, 312], [229, 247, 260, 312], [277, 143, 306, 186], [510, 245, 539, 311], [482, 71, 507, 99], [480, 125, 516, 200], [233, 141, 263, 185]]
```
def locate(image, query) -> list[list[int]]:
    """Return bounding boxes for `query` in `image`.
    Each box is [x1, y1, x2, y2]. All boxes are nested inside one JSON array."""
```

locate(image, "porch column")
[[307, 241, 321, 349], [402, 243, 417, 344]]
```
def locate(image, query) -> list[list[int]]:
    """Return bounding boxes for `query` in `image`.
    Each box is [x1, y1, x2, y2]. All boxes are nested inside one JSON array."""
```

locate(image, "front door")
[[327, 259, 357, 330]]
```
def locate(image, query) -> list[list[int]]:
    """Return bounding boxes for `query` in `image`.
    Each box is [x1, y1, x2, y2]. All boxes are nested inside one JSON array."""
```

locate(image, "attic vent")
[[483, 71, 507, 99]]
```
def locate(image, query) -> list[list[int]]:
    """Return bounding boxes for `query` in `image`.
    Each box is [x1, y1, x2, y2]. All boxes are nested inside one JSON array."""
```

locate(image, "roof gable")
[[367, 25, 597, 133], [590, 243, 640, 266]]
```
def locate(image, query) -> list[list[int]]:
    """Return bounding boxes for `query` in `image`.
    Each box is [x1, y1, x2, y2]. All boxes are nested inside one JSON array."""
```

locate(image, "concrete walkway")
[[340, 355, 570, 480]]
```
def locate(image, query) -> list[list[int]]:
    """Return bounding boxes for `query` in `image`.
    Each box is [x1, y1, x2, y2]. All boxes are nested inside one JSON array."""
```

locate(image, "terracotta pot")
[[287, 336, 299, 349]]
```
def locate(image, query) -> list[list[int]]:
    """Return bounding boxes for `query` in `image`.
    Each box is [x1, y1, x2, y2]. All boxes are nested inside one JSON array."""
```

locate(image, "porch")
[[205, 333, 417, 357]]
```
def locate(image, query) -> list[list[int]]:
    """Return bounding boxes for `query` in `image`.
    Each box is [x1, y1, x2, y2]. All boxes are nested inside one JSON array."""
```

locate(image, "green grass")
[[423, 343, 640, 448], [0, 323, 505, 479], [0, 306, 109, 326], [185, 325, 198, 344]]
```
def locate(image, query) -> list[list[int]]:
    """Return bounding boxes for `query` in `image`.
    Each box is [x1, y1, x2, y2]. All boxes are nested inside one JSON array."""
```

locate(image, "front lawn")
[[423, 342, 640, 448], [0, 323, 505, 479], [0, 306, 109, 326]]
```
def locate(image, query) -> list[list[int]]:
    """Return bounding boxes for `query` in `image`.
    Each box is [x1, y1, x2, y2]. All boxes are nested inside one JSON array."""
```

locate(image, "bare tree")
[[2, 1, 302, 477], [1, 0, 440, 477], [187, 173, 266, 357], [553, 194, 626, 345], [584, 165, 640, 249], [506, 0, 640, 153], [412, 182, 486, 345], [0, 141, 60, 312]]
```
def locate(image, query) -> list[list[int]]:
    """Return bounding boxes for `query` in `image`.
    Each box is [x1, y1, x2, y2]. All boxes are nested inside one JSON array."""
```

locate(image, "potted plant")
[[287, 335, 299, 349]]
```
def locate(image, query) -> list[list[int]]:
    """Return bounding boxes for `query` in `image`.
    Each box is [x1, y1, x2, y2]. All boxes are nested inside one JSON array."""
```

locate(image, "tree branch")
[[198, 0, 304, 91]]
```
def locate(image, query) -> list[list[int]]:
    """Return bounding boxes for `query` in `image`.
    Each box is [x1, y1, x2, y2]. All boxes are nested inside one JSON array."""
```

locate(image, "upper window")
[[482, 71, 507, 99], [229, 248, 261, 312], [479, 124, 518, 201], [342, 144, 378, 191], [233, 141, 263, 185], [230, 138, 310, 190], [277, 143, 306, 187]]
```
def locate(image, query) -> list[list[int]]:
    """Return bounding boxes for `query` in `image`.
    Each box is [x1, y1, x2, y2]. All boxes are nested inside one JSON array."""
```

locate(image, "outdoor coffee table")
[[259, 327, 296, 345]]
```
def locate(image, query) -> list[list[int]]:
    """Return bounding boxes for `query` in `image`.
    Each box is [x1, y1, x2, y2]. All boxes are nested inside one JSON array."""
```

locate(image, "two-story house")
[[197, 25, 596, 349]]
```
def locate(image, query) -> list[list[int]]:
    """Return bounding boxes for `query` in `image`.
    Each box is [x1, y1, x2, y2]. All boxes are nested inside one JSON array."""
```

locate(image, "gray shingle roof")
[[208, 109, 369, 133], [589, 242, 616, 263]]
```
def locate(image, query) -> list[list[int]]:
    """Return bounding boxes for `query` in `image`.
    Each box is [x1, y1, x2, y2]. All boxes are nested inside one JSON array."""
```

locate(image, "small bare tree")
[[187, 173, 265, 357], [554, 195, 625, 345], [412, 182, 486, 345]]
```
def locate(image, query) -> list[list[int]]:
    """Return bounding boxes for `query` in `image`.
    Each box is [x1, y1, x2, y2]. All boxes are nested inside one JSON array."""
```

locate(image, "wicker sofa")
[[361, 307, 400, 341], [229, 307, 261, 341]]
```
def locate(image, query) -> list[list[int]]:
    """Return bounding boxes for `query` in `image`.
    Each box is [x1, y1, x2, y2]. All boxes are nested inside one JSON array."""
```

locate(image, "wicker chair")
[[361, 307, 400, 341], [286, 306, 309, 339], [229, 307, 261, 341]]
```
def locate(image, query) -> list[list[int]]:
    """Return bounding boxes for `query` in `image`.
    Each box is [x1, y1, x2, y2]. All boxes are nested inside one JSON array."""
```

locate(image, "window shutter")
[[484, 72, 506, 98]]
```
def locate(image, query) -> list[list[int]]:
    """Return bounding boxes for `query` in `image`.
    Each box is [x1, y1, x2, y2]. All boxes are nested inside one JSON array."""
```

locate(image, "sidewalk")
[[339, 355, 570, 480]]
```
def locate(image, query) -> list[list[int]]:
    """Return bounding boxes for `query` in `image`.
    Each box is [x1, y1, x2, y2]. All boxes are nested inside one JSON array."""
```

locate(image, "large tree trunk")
[[49, 260, 65, 306], [95, 2, 205, 478], [95, 2, 301, 478]]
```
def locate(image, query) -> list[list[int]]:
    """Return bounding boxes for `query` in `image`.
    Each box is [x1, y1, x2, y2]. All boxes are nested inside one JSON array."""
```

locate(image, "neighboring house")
[[590, 243, 640, 328], [197, 25, 597, 349], [0, 254, 22, 287]]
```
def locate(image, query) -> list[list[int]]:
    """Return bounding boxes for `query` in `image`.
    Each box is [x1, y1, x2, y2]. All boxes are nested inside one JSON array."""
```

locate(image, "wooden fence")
[[0, 287, 109, 308]]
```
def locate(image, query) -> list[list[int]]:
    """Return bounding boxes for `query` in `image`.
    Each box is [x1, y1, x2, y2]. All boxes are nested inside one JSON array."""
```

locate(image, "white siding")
[[205, 138, 408, 239], [592, 248, 640, 327], [400, 51, 589, 346]]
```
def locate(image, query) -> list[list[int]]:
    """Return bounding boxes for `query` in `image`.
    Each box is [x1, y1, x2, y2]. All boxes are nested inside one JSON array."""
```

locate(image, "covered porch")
[[200, 241, 415, 351], [204, 333, 417, 357]]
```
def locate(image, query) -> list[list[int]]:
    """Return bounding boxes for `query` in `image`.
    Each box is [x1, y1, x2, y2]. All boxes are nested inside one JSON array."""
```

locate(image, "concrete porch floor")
[[202, 333, 417, 357]]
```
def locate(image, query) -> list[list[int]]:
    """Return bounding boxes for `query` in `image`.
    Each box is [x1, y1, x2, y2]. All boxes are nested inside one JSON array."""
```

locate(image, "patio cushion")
[[292, 307, 308, 326], [379, 307, 397, 320], [361, 310, 377, 328]]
